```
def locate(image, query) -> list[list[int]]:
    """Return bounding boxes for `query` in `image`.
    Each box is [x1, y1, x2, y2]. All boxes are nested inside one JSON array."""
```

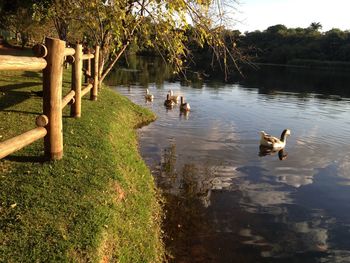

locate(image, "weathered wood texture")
[[71, 44, 83, 118], [82, 53, 94, 60], [0, 55, 47, 71], [32, 44, 48, 58], [35, 115, 49, 127], [84, 49, 92, 84], [91, 45, 100, 101], [0, 38, 101, 161], [0, 127, 47, 159], [81, 83, 93, 97], [43, 37, 65, 160], [62, 90, 76, 109], [64, 48, 75, 56]]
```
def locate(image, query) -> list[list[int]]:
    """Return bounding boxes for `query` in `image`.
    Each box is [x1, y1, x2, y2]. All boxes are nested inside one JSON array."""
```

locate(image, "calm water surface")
[[107, 58, 350, 262]]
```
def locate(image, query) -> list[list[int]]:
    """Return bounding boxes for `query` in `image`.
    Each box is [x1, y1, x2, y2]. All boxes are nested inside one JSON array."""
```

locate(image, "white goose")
[[180, 96, 190, 112], [145, 89, 154, 101], [169, 90, 179, 103], [260, 129, 291, 149]]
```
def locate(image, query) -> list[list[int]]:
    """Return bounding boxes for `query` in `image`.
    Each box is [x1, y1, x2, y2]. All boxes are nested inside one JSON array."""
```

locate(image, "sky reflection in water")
[[109, 61, 350, 262]]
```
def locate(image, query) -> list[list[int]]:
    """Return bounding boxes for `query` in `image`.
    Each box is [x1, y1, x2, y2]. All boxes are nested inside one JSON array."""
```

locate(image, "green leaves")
[[30, 0, 241, 80]]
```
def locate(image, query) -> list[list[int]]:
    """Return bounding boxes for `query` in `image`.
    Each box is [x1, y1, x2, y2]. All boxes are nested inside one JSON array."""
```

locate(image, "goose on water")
[[260, 129, 291, 150], [145, 89, 154, 101], [180, 96, 190, 112], [164, 93, 175, 108], [168, 90, 179, 103]]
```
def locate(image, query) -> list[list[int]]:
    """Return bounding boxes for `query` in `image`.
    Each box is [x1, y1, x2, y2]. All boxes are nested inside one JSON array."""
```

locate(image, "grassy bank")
[[0, 69, 164, 262]]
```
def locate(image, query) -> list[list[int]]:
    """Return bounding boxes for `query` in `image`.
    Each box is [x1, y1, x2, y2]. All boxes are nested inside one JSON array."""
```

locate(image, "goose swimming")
[[169, 90, 179, 103], [180, 96, 190, 112], [145, 89, 154, 101], [164, 93, 175, 108], [260, 129, 291, 150]]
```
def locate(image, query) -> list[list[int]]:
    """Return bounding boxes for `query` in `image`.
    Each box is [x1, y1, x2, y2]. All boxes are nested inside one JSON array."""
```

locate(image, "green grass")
[[0, 68, 164, 262]]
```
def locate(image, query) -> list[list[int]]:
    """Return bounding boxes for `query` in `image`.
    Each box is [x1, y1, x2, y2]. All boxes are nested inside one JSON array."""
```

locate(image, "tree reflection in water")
[[179, 110, 190, 120], [156, 143, 234, 262], [110, 56, 350, 262]]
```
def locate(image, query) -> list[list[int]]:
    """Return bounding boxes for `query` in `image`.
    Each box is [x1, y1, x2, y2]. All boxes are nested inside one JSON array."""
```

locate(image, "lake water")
[[107, 57, 350, 262]]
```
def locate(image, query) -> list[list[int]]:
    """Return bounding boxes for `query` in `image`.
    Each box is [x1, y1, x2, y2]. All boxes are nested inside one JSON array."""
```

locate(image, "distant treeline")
[[135, 23, 350, 73], [241, 24, 350, 65]]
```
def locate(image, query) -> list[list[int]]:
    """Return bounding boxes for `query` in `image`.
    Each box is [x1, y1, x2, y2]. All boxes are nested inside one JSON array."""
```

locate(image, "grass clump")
[[0, 69, 164, 262]]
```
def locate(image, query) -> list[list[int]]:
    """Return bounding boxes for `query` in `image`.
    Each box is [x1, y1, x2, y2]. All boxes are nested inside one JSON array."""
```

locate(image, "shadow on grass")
[[22, 71, 42, 79], [0, 82, 40, 92], [0, 82, 42, 110], [4, 155, 48, 163], [0, 91, 32, 111], [3, 109, 41, 115]]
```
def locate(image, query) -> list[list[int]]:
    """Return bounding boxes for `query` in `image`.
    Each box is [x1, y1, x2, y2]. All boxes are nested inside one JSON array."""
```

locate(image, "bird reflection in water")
[[179, 110, 190, 120], [259, 146, 288, 160]]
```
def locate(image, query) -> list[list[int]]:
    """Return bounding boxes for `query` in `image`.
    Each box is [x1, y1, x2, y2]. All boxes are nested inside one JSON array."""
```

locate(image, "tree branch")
[[100, 43, 128, 82]]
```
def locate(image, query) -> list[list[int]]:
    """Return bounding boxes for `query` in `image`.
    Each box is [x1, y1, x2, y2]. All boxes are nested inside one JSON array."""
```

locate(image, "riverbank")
[[250, 59, 350, 71], [0, 69, 164, 262]]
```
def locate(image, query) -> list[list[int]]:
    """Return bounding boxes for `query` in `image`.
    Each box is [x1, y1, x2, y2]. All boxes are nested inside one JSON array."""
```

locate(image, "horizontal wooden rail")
[[82, 54, 94, 60], [83, 69, 91, 78], [62, 90, 76, 109], [32, 44, 48, 58], [0, 55, 47, 71], [81, 83, 93, 97], [0, 127, 47, 159], [0, 37, 101, 161], [64, 48, 75, 56]]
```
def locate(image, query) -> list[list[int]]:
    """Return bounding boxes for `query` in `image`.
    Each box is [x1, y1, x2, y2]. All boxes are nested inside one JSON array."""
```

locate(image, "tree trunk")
[[54, 17, 69, 41], [100, 44, 128, 83]]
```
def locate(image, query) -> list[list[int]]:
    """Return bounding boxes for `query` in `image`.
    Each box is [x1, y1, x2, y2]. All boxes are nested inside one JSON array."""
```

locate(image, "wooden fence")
[[0, 37, 100, 160]]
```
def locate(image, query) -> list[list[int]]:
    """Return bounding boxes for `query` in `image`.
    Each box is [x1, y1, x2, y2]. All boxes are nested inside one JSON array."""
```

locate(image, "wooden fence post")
[[90, 45, 100, 101], [43, 37, 65, 160], [71, 44, 83, 118], [84, 48, 91, 84]]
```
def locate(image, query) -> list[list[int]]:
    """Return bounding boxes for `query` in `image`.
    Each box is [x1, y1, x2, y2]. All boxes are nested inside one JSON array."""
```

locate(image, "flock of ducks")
[[145, 89, 190, 112], [145, 88, 291, 160]]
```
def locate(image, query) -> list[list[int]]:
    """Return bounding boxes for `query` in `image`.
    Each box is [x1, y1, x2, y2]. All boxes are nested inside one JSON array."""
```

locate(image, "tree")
[[309, 22, 322, 32], [0, 0, 37, 46], [265, 24, 287, 35], [34, 0, 243, 82], [33, 0, 84, 42]]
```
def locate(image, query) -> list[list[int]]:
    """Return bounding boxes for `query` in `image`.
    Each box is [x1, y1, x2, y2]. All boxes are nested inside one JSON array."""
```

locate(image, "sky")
[[232, 0, 349, 33]]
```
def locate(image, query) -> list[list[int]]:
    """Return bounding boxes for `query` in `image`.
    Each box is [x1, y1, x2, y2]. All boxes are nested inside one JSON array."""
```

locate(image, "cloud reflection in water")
[[112, 69, 350, 262]]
